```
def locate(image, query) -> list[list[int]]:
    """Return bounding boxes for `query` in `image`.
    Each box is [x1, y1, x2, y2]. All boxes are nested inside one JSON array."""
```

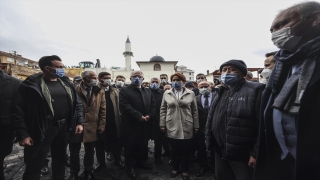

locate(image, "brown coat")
[[70, 82, 106, 143]]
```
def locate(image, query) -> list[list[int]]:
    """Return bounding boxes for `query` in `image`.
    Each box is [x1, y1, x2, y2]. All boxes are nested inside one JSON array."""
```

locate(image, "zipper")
[[223, 89, 231, 159]]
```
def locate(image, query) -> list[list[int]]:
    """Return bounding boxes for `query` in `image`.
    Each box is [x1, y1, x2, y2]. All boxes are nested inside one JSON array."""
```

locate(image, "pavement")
[[3, 141, 216, 180]]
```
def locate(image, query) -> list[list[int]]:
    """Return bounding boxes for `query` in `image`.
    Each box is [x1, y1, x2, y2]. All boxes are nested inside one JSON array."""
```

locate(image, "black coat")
[[10, 73, 84, 143], [205, 80, 264, 161], [150, 88, 165, 140], [0, 71, 21, 157], [254, 38, 320, 180], [119, 84, 156, 142], [196, 93, 215, 133]]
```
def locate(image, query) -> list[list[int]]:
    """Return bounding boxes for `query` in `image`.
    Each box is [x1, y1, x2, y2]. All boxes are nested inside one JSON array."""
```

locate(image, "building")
[[87, 37, 192, 83], [205, 67, 262, 82], [136, 55, 177, 82], [0, 50, 40, 79], [175, 65, 195, 81]]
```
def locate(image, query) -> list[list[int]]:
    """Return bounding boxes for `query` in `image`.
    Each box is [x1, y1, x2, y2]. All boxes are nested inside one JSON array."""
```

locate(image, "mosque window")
[[154, 64, 161, 71]]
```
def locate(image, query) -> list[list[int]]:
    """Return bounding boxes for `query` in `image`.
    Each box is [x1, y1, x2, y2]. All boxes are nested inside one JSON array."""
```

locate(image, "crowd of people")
[[0, 1, 320, 180]]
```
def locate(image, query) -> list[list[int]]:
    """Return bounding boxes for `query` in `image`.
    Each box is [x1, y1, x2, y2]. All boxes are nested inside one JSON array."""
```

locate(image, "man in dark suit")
[[0, 66, 21, 180], [195, 81, 214, 177], [119, 71, 156, 179]]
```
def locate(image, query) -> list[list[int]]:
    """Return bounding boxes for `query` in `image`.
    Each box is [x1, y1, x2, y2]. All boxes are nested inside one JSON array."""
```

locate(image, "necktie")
[[85, 88, 91, 104], [204, 94, 209, 110]]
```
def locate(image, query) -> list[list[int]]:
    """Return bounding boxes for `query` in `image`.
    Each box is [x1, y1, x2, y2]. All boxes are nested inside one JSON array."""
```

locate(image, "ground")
[[4, 141, 215, 180]]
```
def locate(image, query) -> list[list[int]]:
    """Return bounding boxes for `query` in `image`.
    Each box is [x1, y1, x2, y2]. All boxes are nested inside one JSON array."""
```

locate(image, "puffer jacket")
[[205, 80, 265, 161]]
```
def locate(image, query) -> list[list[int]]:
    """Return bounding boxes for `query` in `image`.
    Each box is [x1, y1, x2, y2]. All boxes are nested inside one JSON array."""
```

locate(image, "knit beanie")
[[219, 60, 247, 76]]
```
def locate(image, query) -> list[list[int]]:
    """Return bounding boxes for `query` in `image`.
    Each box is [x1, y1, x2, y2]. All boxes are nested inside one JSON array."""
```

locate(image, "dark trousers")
[[70, 141, 95, 174], [195, 132, 209, 168], [23, 123, 67, 180], [154, 132, 168, 159], [0, 125, 14, 180], [124, 138, 148, 168], [169, 138, 191, 172], [214, 150, 253, 180], [95, 138, 122, 165]]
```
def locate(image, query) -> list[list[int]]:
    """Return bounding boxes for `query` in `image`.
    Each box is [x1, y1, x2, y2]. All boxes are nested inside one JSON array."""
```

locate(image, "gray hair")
[[246, 71, 253, 78], [150, 77, 160, 85], [130, 70, 144, 77], [81, 71, 95, 77], [280, 1, 320, 19]]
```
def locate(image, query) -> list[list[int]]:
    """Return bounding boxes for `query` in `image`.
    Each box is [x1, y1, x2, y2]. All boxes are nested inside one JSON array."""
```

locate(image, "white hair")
[[150, 77, 160, 85], [81, 71, 95, 78], [130, 70, 144, 77]]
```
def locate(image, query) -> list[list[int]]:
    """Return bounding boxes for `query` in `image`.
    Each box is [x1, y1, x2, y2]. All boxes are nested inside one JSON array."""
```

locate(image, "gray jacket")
[[160, 88, 199, 139]]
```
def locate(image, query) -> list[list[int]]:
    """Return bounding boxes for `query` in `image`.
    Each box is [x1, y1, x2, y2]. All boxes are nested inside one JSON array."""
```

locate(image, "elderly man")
[[11, 55, 84, 180], [260, 51, 277, 84], [119, 71, 156, 179], [94, 72, 124, 172], [195, 81, 214, 177], [69, 71, 106, 180], [149, 77, 166, 165], [205, 60, 265, 180], [255, 2, 320, 180]]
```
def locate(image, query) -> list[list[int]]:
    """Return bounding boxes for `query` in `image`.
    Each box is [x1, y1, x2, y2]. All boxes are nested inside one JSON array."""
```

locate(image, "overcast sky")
[[0, 0, 310, 76]]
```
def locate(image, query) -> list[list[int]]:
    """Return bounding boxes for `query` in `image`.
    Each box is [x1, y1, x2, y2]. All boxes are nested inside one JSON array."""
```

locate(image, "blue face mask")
[[221, 73, 239, 86], [132, 77, 142, 85], [172, 81, 182, 89], [150, 83, 159, 90], [49, 67, 65, 78]]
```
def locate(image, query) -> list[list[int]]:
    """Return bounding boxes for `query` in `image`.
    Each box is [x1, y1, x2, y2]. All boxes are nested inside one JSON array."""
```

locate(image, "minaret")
[[123, 36, 133, 71]]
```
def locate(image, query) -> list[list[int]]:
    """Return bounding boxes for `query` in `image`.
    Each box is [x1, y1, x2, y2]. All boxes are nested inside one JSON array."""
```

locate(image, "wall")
[[139, 62, 175, 71]]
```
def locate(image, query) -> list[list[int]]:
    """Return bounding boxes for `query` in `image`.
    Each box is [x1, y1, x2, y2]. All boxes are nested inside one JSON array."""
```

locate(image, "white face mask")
[[271, 20, 304, 51], [199, 87, 210, 95], [88, 79, 98, 87], [101, 79, 111, 86], [197, 79, 203, 83], [259, 78, 267, 84], [116, 81, 124, 87], [161, 79, 167, 83], [261, 68, 272, 79]]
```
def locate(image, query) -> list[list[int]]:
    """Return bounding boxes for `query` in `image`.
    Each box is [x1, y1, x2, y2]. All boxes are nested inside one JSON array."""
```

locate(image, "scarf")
[[268, 36, 320, 115]]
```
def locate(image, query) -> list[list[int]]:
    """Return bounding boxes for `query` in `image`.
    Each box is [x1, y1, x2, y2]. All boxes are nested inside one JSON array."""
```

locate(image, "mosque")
[[87, 37, 194, 83]]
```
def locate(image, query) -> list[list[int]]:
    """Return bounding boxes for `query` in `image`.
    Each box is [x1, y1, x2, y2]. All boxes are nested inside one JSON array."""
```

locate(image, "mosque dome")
[[150, 55, 165, 62]]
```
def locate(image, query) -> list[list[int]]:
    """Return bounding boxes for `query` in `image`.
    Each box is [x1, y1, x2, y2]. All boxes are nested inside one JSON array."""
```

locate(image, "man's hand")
[[98, 128, 104, 134], [194, 128, 199, 133], [248, 156, 256, 168], [140, 116, 147, 122], [160, 126, 166, 132], [19, 137, 33, 147], [145, 115, 150, 122], [75, 124, 83, 134]]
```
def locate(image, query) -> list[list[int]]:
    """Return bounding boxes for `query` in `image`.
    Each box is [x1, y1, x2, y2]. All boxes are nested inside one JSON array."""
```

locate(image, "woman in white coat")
[[160, 73, 199, 180]]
